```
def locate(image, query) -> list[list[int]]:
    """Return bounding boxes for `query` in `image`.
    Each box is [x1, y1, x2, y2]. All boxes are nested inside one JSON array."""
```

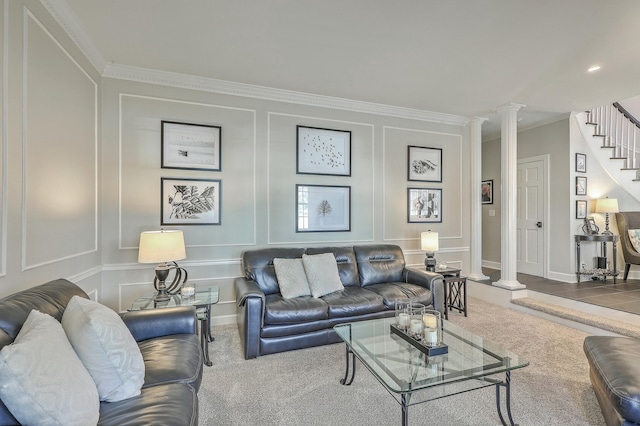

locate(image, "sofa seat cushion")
[[138, 334, 203, 391], [584, 336, 640, 424], [264, 294, 328, 325], [321, 287, 385, 318], [365, 282, 433, 308], [98, 383, 197, 426]]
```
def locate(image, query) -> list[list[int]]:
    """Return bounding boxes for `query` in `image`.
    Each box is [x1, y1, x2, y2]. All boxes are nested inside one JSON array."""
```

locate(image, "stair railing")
[[587, 103, 640, 177]]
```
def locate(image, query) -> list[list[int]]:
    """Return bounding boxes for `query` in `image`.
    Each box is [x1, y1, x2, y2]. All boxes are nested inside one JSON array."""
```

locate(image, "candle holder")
[[395, 299, 412, 331], [409, 303, 426, 339], [422, 309, 442, 347]]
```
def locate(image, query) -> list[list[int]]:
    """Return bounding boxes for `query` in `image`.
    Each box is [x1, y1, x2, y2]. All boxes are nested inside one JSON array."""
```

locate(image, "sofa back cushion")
[[242, 248, 306, 295], [306, 246, 360, 287], [0, 279, 88, 349], [354, 244, 405, 287]]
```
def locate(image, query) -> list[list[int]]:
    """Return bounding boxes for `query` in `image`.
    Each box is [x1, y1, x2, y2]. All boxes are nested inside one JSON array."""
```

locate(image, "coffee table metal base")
[[340, 345, 519, 426]]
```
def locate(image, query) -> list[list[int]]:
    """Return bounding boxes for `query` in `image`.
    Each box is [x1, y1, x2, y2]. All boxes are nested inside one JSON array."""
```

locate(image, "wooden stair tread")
[[620, 167, 639, 170]]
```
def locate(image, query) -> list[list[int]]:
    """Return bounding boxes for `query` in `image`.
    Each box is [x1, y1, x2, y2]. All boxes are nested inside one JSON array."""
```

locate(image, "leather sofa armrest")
[[121, 306, 198, 342], [403, 267, 445, 315], [235, 277, 266, 306]]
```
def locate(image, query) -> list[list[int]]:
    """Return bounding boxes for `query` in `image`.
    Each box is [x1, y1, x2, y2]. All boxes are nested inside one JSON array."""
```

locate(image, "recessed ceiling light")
[[588, 65, 601, 72]]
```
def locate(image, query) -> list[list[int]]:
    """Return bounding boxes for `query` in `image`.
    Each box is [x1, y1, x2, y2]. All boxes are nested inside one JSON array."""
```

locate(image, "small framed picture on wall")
[[576, 153, 586, 173], [576, 200, 587, 219], [482, 179, 493, 204], [576, 176, 587, 195], [407, 188, 442, 223], [161, 121, 222, 171]]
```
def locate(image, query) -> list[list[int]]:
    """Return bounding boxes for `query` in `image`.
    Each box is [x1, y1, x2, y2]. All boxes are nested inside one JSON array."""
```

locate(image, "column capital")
[[496, 102, 526, 114], [468, 116, 489, 126]]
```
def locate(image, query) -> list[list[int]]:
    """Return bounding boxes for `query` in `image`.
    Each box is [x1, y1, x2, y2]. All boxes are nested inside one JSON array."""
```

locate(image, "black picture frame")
[[161, 178, 221, 225], [296, 125, 351, 176], [161, 120, 222, 171], [482, 179, 493, 205], [408, 146, 442, 182], [407, 187, 442, 223], [576, 176, 587, 195], [576, 200, 587, 219], [296, 184, 351, 232], [576, 153, 586, 173]]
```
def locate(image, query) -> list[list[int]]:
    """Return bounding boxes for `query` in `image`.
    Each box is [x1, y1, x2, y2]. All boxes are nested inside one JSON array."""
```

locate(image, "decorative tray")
[[390, 323, 448, 356]]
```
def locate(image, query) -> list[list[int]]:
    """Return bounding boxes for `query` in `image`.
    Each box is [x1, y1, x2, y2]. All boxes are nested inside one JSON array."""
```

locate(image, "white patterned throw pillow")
[[273, 258, 312, 299], [629, 229, 640, 253], [62, 296, 145, 402], [302, 253, 344, 298], [0, 309, 100, 426]]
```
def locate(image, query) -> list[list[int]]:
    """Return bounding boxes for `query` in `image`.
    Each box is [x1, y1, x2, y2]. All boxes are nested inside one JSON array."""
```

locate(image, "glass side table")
[[129, 285, 219, 366]]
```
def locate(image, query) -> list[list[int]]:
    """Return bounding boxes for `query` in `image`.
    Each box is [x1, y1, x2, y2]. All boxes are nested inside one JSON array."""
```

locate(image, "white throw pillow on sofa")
[[0, 309, 100, 426], [629, 229, 640, 253], [62, 296, 145, 402], [302, 253, 344, 298], [274, 258, 312, 298]]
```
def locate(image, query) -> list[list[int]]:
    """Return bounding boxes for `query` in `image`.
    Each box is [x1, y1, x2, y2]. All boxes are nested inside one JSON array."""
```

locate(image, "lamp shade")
[[421, 231, 439, 253], [595, 198, 619, 213], [138, 230, 186, 263]]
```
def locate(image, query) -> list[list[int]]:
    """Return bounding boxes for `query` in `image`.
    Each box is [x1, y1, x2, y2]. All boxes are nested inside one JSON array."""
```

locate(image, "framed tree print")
[[408, 188, 442, 223], [408, 146, 442, 182], [161, 178, 221, 225], [161, 121, 222, 171], [296, 126, 351, 176], [296, 184, 351, 232]]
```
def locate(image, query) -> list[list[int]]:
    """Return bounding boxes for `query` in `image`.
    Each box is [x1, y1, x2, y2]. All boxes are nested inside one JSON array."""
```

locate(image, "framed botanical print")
[[576, 200, 587, 219], [296, 184, 351, 232], [482, 179, 493, 205], [575, 153, 586, 173], [576, 176, 587, 196], [161, 178, 221, 225], [408, 146, 442, 182]]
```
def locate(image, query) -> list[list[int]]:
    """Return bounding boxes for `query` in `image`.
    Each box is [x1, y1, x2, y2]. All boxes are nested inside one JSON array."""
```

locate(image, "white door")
[[517, 158, 545, 276]]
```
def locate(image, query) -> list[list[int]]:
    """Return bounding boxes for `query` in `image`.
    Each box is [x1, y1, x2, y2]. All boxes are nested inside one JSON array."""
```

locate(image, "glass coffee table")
[[334, 317, 528, 426], [129, 285, 219, 366]]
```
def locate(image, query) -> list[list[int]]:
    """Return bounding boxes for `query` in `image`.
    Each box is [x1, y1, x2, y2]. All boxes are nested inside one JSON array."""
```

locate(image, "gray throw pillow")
[[274, 258, 312, 298], [302, 253, 344, 298]]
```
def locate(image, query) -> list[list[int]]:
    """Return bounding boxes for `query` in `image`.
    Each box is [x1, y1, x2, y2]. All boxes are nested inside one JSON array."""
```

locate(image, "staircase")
[[585, 103, 640, 180]]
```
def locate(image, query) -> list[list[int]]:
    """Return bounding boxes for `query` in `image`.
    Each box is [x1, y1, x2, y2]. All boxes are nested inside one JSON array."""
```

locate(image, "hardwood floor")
[[476, 268, 640, 315]]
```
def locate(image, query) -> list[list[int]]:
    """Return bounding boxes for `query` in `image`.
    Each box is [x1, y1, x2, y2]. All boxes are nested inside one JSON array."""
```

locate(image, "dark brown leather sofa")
[[0, 279, 202, 425], [234, 244, 444, 359]]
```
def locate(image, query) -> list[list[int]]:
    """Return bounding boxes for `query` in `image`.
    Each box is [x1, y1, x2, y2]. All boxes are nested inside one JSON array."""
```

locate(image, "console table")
[[574, 234, 619, 283]]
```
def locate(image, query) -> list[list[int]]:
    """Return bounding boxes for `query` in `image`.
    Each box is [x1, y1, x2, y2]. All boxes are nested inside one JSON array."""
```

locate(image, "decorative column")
[[468, 117, 490, 281], [494, 103, 526, 290]]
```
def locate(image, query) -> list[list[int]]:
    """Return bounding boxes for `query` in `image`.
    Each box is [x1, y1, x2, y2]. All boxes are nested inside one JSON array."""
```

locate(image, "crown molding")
[[39, 0, 107, 73], [104, 64, 469, 126]]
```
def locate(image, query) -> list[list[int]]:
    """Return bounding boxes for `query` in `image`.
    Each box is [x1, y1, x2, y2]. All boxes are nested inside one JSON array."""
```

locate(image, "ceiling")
[[59, 0, 640, 140]]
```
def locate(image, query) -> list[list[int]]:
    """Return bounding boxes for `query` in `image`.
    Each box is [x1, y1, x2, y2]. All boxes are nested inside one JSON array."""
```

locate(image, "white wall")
[[0, 0, 102, 299]]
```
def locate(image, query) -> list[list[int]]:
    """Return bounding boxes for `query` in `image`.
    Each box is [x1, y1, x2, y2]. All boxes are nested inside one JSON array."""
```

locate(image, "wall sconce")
[[595, 197, 619, 235], [138, 230, 188, 302], [421, 231, 439, 272]]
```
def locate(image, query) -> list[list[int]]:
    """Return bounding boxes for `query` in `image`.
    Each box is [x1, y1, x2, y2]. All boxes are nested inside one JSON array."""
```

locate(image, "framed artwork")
[[296, 125, 351, 176], [296, 184, 350, 232], [408, 146, 442, 182], [576, 176, 587, 196], [482, 179, 493, 205], [575, 153, 586, 173], [161, 121, 222, 171], [576, 200, 587, 219], [583, 216, 599, 235], [408, 188, 442, 223], [161, 178, 221, 225]]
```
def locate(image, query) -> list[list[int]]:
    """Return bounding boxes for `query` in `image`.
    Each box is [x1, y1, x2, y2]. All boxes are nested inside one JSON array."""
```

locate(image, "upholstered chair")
[[614, 212, 640, 280]]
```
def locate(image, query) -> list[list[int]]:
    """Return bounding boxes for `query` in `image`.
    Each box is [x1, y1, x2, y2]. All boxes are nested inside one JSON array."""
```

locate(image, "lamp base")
[[425, 254, 436, 272]]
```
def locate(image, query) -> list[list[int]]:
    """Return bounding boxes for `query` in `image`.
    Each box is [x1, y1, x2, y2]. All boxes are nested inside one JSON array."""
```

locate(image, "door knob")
[[536, 221, 542, 228]]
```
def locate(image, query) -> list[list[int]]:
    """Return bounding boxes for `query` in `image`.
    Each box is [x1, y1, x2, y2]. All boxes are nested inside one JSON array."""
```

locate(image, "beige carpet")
[[511, 297, 640, 338], [198, 297, 606, 425]]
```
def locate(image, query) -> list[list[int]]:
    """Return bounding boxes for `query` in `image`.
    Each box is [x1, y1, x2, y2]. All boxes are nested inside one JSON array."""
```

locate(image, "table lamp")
[[138, 230, 187, 302], [421, 231, 439, 272], [595, 197, 619, 235]]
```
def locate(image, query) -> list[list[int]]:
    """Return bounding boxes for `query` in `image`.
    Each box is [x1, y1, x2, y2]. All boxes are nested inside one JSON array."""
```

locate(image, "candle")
[[424, 328, 438, 345], [410, 319, 424, 335], [181, 286, 195, 297], [423, 314, 437, 329], [398, 313, 410, 327]]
